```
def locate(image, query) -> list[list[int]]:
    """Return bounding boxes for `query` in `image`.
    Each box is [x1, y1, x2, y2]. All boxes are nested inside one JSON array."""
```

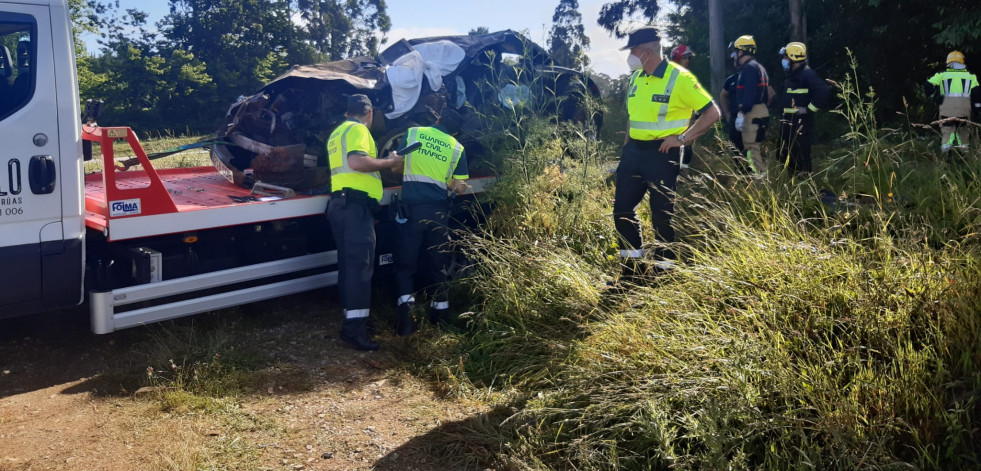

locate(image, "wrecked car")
[[210, 30, 603, 191]]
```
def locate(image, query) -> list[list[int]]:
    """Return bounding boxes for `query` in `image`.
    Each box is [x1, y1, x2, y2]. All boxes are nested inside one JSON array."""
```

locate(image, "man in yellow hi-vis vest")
[[616, 27, 720, 280], [926, 51, 981, 152], [326, 94, 403, 350], [393, 109, 469, 335]]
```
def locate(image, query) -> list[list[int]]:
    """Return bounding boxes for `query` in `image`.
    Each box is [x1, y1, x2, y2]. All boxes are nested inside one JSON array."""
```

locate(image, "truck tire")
[[377, 122, 418, 187]]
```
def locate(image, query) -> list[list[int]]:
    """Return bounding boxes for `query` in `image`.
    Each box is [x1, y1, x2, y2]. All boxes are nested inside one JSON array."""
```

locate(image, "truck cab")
[[0, 0, 85, 317]]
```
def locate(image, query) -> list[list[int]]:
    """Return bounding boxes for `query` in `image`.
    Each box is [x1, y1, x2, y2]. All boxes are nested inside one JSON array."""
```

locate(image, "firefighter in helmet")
[[777, 42, 829, 175], [926, 51, 980, 152]]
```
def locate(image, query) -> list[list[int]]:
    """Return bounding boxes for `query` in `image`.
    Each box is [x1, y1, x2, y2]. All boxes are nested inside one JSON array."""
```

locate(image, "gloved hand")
[[735, 112, 745, 131], [795, 106, 808, 115]]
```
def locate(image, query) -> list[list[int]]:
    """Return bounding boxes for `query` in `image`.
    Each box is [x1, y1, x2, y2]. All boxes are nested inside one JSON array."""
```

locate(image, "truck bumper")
[[89, 251, 337, 334]]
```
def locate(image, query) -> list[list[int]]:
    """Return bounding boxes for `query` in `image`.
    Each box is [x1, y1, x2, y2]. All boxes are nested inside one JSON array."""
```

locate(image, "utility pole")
[[708, 0, 724, 97]]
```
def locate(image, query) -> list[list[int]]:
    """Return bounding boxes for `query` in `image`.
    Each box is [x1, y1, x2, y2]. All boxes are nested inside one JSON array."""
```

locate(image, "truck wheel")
[[378, 122, 418, 157]]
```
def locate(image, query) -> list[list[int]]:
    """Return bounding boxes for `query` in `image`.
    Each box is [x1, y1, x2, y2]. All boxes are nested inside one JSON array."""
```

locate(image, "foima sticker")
[[379, 253, 394, 266], [110, 198, 142, 217]]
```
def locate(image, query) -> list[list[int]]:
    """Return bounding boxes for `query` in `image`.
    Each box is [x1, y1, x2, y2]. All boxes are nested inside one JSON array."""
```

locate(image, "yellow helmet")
[[733, 35, 756, 54], [947, 50, 965, 65], [783, 42, 807, 62]]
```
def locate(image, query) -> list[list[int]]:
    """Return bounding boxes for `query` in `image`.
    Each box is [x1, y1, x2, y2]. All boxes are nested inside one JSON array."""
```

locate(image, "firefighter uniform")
[[926, 51, 980, 152], [617, 30, 715, 268], [326, 95, 384, 351], [719, 70, 751, 173], [394, 120, 468, 334], [777, 42, 830, 174], [732, 36, 770, 175], [722, 73, 743, 149]]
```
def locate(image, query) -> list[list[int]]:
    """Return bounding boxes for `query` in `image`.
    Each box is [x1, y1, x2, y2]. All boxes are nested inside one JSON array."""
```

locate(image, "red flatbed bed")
[[82, 126, 329, 242], [81, 125, 493, 243]]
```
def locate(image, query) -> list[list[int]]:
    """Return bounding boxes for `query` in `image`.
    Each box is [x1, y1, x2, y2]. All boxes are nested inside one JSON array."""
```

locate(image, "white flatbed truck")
[[0, 0, 490, 332]]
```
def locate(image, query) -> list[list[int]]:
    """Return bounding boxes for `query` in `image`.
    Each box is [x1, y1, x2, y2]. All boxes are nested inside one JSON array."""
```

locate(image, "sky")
[[83, 0, 668, 77]]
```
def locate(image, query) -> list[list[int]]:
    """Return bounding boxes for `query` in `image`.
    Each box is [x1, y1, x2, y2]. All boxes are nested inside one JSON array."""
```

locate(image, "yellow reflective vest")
[[327, 119, 382, 201], [403, 126, 466, 190], [927, 68, 979, 98], [626, 60, 713, 140]]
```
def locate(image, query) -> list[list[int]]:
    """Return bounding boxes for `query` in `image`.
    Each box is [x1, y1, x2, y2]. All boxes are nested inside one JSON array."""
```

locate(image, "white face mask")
[[781, 58, 791, 71], [627, 52, 644, 70]]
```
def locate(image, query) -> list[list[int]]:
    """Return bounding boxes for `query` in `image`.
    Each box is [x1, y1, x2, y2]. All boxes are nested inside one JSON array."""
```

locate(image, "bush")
[[415, 60, 981, 470]]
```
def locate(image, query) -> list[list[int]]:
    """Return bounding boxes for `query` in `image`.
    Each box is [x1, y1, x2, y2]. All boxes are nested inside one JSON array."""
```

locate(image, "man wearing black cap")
[[392, 109, 469, 335], [326, 94, 403, 350], [615, 26, 720, 279]]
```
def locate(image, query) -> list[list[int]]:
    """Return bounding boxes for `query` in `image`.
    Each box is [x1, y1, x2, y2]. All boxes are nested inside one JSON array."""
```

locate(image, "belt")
[[331, 188, 379, 206], [629, 138, 667, 146], [331, 188, 370, 199]]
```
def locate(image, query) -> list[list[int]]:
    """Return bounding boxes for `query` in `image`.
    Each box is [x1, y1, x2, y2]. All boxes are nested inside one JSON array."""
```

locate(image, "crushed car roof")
[[259, 30, 547, 92], [261, 57, 386, 91]]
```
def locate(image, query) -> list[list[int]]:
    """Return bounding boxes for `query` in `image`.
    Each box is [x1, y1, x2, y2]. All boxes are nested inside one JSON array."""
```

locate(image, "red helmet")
[[670, 45, 694, 61]]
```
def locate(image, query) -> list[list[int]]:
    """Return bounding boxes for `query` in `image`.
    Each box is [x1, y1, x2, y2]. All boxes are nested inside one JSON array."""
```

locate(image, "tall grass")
[[414, 58, 981, 470]]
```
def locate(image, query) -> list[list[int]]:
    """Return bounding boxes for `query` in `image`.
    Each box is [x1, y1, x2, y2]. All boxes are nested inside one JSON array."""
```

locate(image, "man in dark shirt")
[[777, 42, 830, 175], [720, 65, 744, 151], [732, 35, 770, 176]]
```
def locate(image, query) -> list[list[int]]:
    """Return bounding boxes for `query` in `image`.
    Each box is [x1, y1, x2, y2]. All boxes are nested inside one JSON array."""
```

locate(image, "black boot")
[[339, 318, 380, 351], [618, 259, 640, 284], [429, 307, 454, 329], [396, 303, 417, 336]]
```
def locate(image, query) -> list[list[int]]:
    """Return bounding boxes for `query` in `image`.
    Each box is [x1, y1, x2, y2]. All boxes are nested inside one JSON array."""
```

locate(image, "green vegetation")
[[667, 0, 980, 123], [113, 53, 981, 470], [73, 0, 391, 133], [128, 311, 310, 469], [403, 69, 981, 469]]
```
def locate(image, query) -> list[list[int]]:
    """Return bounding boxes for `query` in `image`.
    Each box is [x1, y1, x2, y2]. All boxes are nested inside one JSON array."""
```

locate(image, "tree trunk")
[[789, 0, 806, 42], [708, 0, 724, 97], [802, 1, 808, 44]]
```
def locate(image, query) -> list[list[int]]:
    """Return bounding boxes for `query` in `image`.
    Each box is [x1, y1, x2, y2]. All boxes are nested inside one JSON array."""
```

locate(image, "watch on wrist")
[[678, 133, 687, 144]]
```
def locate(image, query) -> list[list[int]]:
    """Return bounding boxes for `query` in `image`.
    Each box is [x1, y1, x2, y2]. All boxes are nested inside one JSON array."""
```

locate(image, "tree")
[[84, 4, 215, 130], [597, 0, 660, 38], [668, 0, 981, 123], [68, 0, 98, 58], [155, 0, 304, 128], [70, 0, 107, 107], [931, 3, 981, 53], [788, 0, 806, 42], [668, 0, 789, 102], [708, 0, 723, 96], [291, 0, 391, 61], [469, 27, 490, 36], [548, 0, 590, 70]]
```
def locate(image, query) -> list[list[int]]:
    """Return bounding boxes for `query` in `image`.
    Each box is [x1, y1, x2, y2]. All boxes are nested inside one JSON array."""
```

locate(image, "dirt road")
[[0, 291, 485, 471]]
